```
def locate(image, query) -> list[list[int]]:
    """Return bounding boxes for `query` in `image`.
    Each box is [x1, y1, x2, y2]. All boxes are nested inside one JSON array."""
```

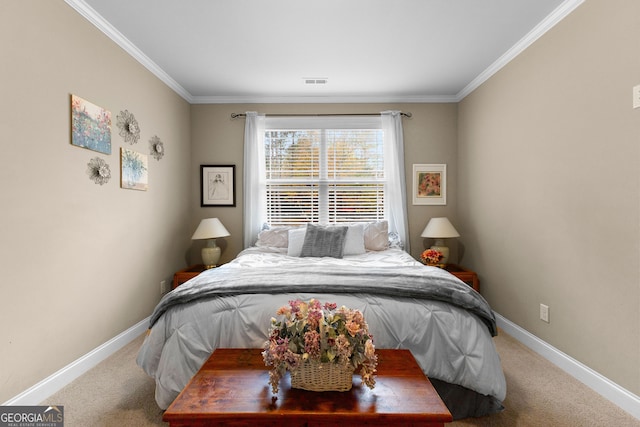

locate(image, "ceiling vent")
[[304, 78, 328, 85]]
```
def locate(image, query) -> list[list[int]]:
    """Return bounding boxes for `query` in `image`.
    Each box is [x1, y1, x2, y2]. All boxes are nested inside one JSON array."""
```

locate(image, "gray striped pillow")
[[300, 224, 348, 258]]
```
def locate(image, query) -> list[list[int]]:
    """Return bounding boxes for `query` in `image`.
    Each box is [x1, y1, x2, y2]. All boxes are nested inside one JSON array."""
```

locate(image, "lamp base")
[[431, 239, 450, 264], [201, 239, 221, 269]]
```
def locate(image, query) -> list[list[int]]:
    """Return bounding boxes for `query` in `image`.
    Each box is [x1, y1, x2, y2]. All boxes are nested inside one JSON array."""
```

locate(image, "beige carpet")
[[42, 330, 639, 426]]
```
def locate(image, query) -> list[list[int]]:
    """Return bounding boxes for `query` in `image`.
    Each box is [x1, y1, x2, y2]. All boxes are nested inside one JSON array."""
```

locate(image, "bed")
[[137, 222, 506, 419]]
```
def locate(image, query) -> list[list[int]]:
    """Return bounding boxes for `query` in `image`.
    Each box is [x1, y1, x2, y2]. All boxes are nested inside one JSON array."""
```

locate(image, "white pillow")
[[363, 221, 389, 251], [256, 226, 300, 248], [287, 227, 306, 256], [343, 224, 366, 255]]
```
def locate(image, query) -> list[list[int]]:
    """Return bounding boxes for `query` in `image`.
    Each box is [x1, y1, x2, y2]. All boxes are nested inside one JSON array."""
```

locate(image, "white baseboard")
[[2, 317, 150, 406], [495, 312, 640, 420]]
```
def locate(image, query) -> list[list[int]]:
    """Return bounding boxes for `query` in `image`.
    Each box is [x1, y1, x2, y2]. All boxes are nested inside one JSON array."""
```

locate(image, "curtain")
[[243, 111, 409, 252], [243, 112, 266, 248], [382, 111, 410, 252]]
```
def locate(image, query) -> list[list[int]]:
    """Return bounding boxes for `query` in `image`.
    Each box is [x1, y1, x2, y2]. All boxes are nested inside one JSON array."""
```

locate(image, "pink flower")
[[304, 330, 321, 357], [308, 299, 322, 310], [335, 335, 351, 361], [307, 308, 323, 329], [323, 302, 337, 311]]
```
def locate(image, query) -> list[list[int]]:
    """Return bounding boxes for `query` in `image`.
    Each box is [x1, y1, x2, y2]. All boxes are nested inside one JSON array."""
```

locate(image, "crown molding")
[[456, 0, 585, 101], [66, 0, 583, 105], [189, 94, 459, 104], [64, 0, 195, 103]]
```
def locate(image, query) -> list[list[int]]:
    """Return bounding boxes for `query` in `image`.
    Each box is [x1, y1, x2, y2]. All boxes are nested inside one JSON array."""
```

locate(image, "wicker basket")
[[290, 359, 354, 392]]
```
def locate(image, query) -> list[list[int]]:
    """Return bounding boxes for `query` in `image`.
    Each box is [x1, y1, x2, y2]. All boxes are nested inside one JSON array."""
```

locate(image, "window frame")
[[263, 116, 385, 226]]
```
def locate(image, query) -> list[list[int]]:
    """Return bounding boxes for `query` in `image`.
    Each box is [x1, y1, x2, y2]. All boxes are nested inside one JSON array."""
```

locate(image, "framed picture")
[[201, 165, 236, 207], [120, 148, 148, 191], [412, 164, 446, 205], [71, 94, 111, 154]]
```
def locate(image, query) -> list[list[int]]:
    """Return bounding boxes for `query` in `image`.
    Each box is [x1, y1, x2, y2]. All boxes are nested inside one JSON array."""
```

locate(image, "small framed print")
[[413, 164, 446, 205], [201, 165, 236, 207], [121, 148, 148, 191]]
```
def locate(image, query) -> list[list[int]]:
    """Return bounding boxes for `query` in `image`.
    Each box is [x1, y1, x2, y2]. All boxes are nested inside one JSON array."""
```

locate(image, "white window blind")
[[264, 119, 385, 226]]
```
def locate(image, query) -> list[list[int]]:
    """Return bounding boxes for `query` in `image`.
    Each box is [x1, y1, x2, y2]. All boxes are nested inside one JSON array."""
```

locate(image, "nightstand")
[[172, 264, 206, 289], [443, 264, 480, 293]]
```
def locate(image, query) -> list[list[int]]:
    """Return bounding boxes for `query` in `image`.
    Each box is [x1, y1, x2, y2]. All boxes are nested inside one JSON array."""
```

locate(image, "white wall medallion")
[[149, 135, 164, 160], [87, 157, 111, 185], [116, 110, 140, 144]]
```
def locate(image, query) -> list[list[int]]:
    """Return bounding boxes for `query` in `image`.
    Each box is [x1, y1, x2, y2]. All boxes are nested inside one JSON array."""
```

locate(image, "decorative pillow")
[[300, 224, 348, 258], [343, 223, 366, 256], [287, 227, 307, 256], [388, 231, 404, 249], [256, 225, 300, 248], [363, 221, 389, 251]]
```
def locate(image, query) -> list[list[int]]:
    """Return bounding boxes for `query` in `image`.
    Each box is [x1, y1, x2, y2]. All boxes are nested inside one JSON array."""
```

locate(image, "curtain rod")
[[230, 112, 412, 119]]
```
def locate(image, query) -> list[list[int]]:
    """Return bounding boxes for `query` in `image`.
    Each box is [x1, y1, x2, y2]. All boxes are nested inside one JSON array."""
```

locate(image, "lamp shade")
[[421, 217, 460, 238], [191, 218, 230, 240]]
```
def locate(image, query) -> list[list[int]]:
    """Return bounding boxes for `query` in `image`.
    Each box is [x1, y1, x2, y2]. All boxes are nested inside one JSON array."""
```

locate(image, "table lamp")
[[421, 217, 460, 264], [191, 218, 230, 269]]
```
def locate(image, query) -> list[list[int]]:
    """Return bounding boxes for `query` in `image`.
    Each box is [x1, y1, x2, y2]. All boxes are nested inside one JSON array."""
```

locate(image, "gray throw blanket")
[[149, 264, 497, 335]]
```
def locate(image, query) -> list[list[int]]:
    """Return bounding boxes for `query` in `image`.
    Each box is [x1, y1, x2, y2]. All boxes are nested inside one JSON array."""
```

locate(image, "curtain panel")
[[242, 112, 266, 249]]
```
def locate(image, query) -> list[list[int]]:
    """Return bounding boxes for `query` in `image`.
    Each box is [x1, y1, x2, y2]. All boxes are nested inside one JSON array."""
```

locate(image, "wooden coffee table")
[[163, 348, 452, 427]]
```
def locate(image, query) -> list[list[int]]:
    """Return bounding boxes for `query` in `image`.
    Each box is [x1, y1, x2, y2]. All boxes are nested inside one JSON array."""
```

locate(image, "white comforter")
[[137, 247, 506, 415]]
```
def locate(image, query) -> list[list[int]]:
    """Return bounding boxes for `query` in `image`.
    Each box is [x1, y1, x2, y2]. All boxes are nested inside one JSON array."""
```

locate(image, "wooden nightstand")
[[173, 264, 207, 289], [443, 264, 480, 293]]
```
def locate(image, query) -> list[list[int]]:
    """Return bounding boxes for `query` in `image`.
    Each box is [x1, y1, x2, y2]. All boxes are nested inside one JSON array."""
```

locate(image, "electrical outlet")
[[540, 304, 550, 323], [160, 280, 168, 295], [633, 85, 640, 109]]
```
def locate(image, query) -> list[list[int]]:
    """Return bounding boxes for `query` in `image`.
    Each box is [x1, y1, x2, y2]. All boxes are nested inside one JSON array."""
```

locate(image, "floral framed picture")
[[120, 148, 148, 191], [412, 164, 446, 205], [201, 165, 236, 207], [71, 94, 111, 154]]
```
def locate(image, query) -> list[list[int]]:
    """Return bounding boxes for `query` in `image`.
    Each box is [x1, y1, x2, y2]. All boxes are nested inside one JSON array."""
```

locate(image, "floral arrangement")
[[421, 248, 444, 265], [262, 299, 377, 393]]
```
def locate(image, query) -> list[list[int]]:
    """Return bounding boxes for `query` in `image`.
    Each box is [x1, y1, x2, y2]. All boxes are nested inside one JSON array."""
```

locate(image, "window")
[[264, 118, 384, 225], [244, 112, 408, 251]]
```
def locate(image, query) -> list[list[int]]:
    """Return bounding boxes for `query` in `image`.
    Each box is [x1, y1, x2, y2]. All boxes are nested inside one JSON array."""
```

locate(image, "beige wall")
[[0, 2, 192, 402], [189, 103, 459, 265], [458, 0, 640, 394]]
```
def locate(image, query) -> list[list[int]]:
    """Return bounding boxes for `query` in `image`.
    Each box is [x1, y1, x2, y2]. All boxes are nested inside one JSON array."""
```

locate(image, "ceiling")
[[68, 0, 582, 104]]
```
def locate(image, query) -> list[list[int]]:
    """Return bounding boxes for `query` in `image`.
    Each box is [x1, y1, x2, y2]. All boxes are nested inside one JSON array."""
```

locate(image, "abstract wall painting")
[[71, 94, 111, 154], [120, 148, 148, 191]]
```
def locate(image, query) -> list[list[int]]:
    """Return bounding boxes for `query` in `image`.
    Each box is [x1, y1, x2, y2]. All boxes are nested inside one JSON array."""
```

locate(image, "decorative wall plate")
[[116, 109, 140, 144], [87, 157, 111, 185], [149, 135, 164, 160]]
